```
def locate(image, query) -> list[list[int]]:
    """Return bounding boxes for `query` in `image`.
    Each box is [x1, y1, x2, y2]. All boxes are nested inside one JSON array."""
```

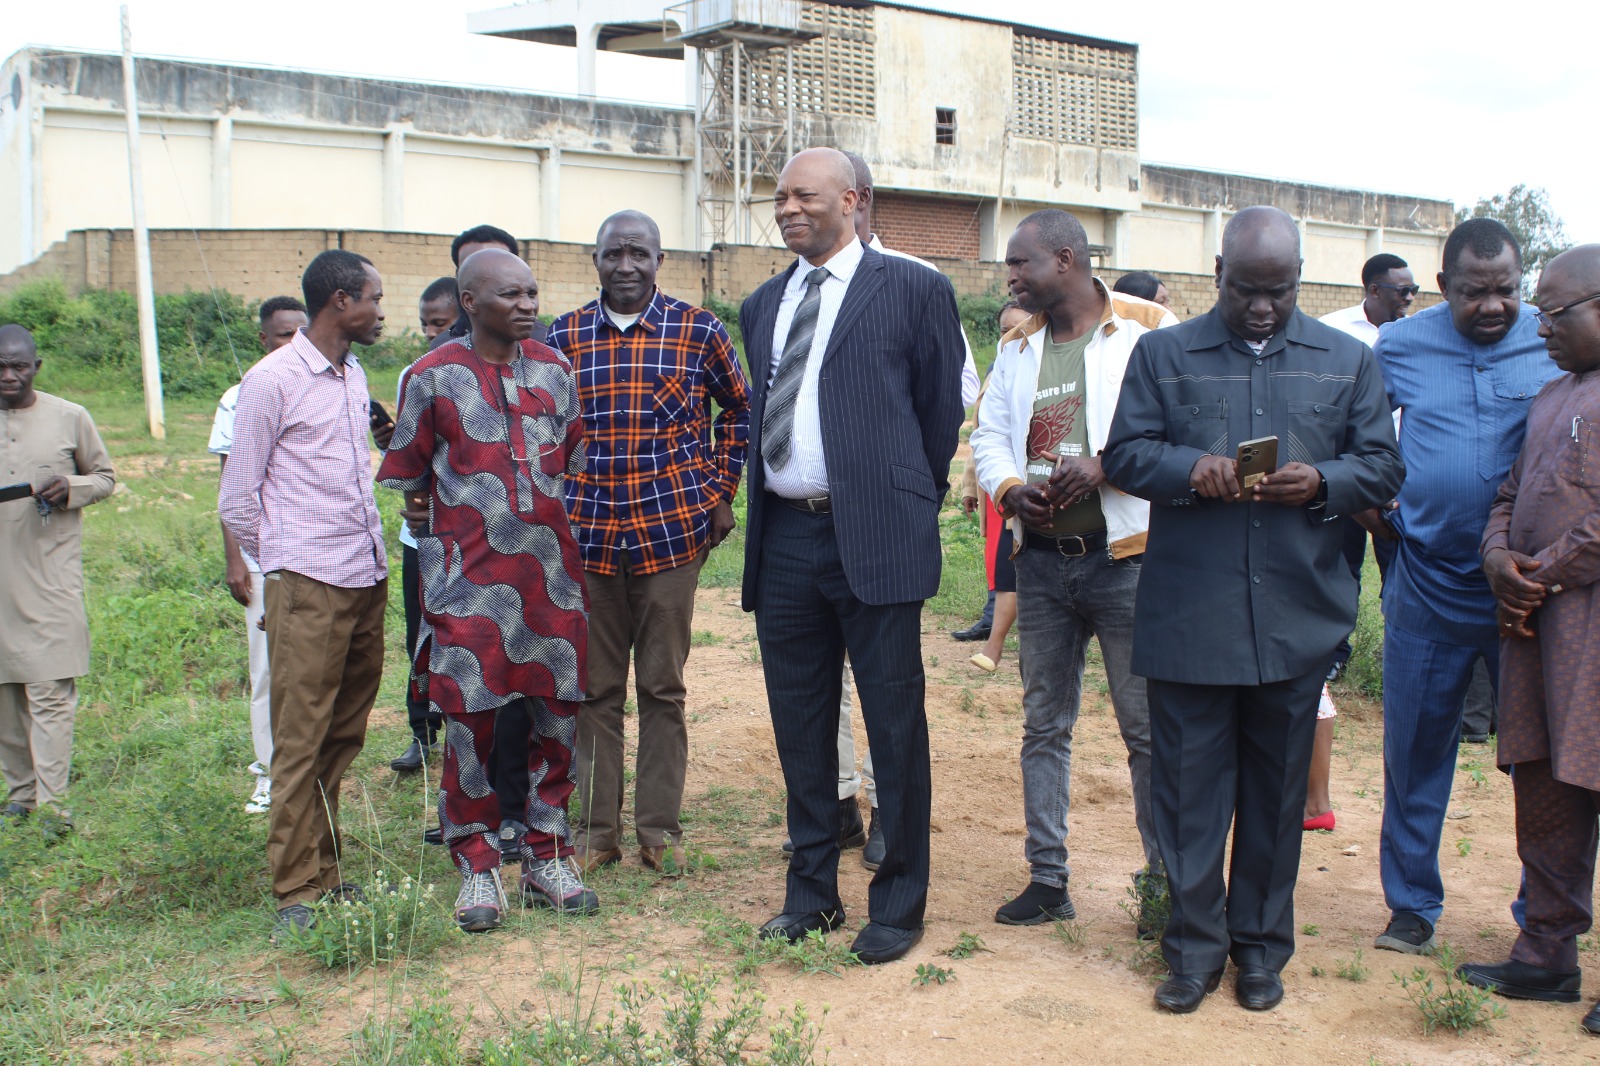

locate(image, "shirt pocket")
[[1492, 379, 1543, 458], [1165, 402, 1229, 454], [1559, 419, 1600, 489], [1284, 399, 1346, 465], [522, 412, 568, 478], [651, 372, 693, 424]]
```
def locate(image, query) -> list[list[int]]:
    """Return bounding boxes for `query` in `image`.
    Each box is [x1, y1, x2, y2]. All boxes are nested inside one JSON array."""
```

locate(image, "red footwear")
[[1303, 812, 1336, 832]]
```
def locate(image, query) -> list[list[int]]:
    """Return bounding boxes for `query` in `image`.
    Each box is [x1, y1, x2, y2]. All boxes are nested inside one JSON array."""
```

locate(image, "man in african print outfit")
[[378, 248, 595, 932]]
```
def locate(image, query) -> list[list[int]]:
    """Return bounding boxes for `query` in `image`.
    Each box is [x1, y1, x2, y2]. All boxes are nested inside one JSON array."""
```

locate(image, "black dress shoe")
[[861, 808, 885, 871], [1457, 959, 1582, 1002], [1583, 999, 1600, 1035], [850, 921, 923, 964], [758, 908, 846, 944], [951, 622, 991, 642], [1235, 966, 1284, 1011], [1154, 969, 1223, 1014], [422, 826, 444, 846], [390, 739, 436, 773]]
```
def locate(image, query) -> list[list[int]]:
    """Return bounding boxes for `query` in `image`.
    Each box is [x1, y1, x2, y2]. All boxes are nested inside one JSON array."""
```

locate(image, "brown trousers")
[[575, 551, 703, 850], [1510, 758, 1600, 973], [264, 571, 386, 906]]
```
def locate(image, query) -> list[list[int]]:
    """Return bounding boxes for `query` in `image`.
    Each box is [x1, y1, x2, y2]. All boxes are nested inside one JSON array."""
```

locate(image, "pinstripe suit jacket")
[[739, 246, 966, 609]]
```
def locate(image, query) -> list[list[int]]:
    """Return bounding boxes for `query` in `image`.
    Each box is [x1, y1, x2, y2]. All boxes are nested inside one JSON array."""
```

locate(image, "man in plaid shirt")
[[548, 210, 751, 875]]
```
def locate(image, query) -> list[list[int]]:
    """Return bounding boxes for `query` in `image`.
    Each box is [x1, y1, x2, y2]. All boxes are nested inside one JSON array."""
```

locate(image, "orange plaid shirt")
[[548, 289, 751, 576]]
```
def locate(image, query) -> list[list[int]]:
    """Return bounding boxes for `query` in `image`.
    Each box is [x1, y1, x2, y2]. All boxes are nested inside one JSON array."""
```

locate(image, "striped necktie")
[[762, 266, 831, 471]]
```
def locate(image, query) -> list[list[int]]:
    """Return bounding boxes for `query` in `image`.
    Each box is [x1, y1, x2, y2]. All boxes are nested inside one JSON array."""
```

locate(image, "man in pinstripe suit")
[[739, 147, 966, 965]]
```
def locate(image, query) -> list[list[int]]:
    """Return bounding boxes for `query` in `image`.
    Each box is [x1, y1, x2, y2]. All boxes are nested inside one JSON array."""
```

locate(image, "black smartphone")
[[368, 399, 394, 427], [1236, 436, 1279, 490]]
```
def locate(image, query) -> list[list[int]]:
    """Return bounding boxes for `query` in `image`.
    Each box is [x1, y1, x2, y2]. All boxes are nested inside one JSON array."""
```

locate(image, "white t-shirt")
[[605, 304, 643, 332], [1319, 303, 1381, 348], [209, 384, 262, 573]]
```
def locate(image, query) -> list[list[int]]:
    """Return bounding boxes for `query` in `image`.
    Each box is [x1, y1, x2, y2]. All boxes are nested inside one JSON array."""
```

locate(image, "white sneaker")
[[245, 776, 272, 814], [247, 761, 269, 778]]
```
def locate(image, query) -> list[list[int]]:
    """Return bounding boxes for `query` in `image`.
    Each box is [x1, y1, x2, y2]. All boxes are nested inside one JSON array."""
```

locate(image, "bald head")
[[774, 148, 860, 263], [1536, 244, 1600, 375], [457, 248, 541, 349], [596, 210, 661, 250], [0, 324, 37, 356], [1216, 206, 1303, 342], [841, 150, 874, 241], [1221, 206, 1301, 262], [1542, 244, 1600, 296]]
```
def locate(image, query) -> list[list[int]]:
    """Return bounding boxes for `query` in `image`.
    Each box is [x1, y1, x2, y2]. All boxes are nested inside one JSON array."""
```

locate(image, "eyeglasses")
[[1535, 293, 1600, 329], [1374, 283, 1421, 297]]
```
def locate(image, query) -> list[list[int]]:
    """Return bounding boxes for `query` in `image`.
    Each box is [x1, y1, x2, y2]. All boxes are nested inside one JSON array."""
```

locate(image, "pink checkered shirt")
[[219, 330, 387, 588]]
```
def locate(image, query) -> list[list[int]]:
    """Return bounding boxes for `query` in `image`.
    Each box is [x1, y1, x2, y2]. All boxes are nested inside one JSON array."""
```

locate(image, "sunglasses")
[[1374, 283, 1421, 297]]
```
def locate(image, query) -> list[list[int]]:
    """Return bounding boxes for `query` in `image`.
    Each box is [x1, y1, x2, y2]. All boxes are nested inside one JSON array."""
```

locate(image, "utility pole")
[[121, 5, 164, 440]]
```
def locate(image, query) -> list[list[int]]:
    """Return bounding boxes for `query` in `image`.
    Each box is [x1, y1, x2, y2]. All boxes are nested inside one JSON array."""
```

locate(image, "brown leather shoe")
[[640, 843, 687, 874], [574, 846, 622, 876]]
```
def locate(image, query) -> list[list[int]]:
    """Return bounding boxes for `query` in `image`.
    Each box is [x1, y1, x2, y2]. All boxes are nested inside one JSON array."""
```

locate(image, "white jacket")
[[970, 279, 1177, 559]]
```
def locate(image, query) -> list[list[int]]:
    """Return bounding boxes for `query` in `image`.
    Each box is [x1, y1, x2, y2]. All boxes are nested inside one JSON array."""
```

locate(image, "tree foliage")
[[1456, 185, 1570, 298]]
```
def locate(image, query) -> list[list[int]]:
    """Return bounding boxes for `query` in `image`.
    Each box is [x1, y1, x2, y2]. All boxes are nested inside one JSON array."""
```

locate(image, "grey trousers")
[[0, 678, 78, 811]]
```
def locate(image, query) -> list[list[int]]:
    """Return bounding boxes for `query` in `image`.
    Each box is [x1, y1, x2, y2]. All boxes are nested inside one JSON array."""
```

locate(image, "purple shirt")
[[219, 330, 386, 588]]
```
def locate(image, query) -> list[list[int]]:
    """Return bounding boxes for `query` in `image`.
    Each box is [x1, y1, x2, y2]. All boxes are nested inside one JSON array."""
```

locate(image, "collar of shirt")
[[288, 329, 354, 375], [1186, 307, 1330, 358], [600, 288, 664, 333], [790, 236, 865, 294]]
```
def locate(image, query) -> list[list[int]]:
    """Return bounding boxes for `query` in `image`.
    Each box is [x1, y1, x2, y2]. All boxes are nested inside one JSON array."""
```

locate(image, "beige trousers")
[[0, 678, 79, 811]]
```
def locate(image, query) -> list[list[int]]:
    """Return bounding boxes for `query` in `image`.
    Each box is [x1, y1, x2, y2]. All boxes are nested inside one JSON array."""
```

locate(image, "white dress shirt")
[[763, 236, 866, 499], [1319, 303, 1381, 348]]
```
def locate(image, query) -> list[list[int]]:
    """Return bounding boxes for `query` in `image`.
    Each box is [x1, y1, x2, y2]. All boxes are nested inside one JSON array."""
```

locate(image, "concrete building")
[[0, 3, 1454, 299]]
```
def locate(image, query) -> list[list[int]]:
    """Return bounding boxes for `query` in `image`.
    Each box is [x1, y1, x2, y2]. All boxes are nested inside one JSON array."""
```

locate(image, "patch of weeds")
[[282, 871, 454, 971], [1050, 920, 1087, 948], [1310, 965, 1326, 977], [942, 931, 989, 960], [1337, 948, 1370, 982], [1394, 942, 1505, 1035], [1120, 866, 1170, 970], [346, 991, 469, 1065], [1302, 923, 1321, 936], [958, 687, 977, 714], [1456, 837, 1473, 857], [758, 928, 862, 977], [1459, 757, 1487, 787], [690, 629, 723, 647], [913, 963, 955, 986]]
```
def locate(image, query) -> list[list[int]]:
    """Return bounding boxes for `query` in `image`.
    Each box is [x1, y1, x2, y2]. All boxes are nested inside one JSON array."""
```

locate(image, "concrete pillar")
[[577, 22, 601, 97], [1366, 226, 1385, 259], [1202, 207, 1223, 263], [1104, 209, 1130, 270], [541, 147, 562, 241], [210, 114, 232, 227], [382, 127, 405, 231], [682, 159, 698, 252], [29, 90, 44, 262]]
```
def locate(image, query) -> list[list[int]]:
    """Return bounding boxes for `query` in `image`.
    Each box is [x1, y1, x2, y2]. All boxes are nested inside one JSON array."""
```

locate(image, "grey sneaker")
[[455, 869, 506, 933], [521, 857, 600, 915], [1375, 912, 1436, 955], [271, 903, 316, 945]]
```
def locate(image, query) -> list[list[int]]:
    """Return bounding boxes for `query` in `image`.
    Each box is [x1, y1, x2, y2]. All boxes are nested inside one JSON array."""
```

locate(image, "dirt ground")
[[161, 580, 1600, 1066]]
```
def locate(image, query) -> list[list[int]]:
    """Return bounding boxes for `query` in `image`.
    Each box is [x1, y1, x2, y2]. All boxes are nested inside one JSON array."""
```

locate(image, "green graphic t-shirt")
[[1025, 328, 1105, 536]]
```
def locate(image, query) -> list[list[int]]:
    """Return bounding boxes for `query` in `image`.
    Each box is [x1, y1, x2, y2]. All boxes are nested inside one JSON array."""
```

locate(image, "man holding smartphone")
[[1102, 207, 1403, 1015], [970, 208, 1176, 933]]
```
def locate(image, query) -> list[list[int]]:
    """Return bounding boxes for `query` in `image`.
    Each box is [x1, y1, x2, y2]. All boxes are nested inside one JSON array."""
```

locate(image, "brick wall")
[[2, 227, 1434, 329], [872, 193, 984, 261]]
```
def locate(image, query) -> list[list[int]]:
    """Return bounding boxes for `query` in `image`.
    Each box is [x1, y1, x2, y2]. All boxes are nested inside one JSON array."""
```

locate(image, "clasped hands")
[[1484, 547, 1548, 639], [1189, 454, 1322, 506], [1002, 456, 1105, 529]]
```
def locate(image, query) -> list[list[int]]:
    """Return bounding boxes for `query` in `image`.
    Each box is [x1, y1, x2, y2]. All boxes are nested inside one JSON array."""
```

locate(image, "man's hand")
[[1498, 603, 1536, 639], [1189, 454, 1241, 500], [1252, 462, 1322, 506], [371, 412, 395, 451], [961, 495, 980, 516], [707, 500, 736, 547], [1002, 483, 1055, 528], [225, 557, 252, 607], [1484, 547, 1546, 614], [1047, 456, 1105, 508], [402, 492, 430, 536], [35, 475, 69, 507], [1353, 502, 1399, 541]]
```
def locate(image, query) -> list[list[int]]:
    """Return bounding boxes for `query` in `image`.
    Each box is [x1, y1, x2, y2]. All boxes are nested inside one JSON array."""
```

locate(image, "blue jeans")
[[1015, 547, 1159, 888], [1380, 620, 1499, 925]]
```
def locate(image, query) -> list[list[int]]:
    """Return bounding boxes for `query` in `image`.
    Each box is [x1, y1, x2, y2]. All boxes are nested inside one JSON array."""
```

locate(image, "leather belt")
[[774, 493, 832, 514], [1022, 528, 1110, 557]]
